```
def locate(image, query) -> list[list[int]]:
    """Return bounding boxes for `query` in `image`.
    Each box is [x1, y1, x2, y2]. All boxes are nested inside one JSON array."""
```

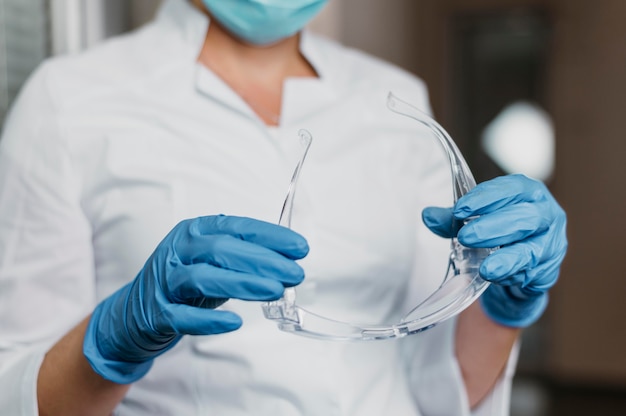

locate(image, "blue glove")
[[84, 215, 309, 384], [422, 174, 567, 328]]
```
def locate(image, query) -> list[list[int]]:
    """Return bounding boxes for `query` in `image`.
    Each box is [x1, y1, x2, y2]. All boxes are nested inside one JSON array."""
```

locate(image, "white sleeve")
[[0, 63, 96, 414], [471, 341, 519, 416], [403, 317, 518, 416], [0, 347, 46, 415]]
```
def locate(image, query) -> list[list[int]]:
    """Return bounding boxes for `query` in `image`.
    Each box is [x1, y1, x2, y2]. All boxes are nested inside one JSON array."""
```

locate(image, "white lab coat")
[[0, 1, 516, 414]]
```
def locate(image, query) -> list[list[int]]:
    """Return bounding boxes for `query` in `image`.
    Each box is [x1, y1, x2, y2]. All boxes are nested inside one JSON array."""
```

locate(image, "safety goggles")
[[262, 93, 492, 341]]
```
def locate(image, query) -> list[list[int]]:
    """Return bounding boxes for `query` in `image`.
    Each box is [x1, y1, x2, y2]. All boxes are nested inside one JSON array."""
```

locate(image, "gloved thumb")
[[422, 206, 461, 238]]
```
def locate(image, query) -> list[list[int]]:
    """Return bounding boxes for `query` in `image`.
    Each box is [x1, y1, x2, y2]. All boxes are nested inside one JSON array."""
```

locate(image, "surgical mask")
[[202, 0, 328, 46]]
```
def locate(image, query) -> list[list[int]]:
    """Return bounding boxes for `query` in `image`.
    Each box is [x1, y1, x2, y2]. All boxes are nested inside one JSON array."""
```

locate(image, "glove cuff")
[[479, 284, 548, 328], [83, 302, 155, 384]]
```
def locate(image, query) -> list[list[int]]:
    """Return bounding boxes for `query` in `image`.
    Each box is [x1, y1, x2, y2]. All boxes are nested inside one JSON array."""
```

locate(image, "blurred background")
[[1, 0, 625, 414]]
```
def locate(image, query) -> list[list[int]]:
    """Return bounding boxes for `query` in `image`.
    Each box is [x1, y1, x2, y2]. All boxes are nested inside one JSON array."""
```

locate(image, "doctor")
[[0, 0, 566, 415]]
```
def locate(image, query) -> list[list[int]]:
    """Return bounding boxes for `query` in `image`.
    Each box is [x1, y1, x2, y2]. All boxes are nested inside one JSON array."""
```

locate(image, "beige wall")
[[547, 0, 626, 385], [130, 0, 163, 28], [311, 0, 421, 75]]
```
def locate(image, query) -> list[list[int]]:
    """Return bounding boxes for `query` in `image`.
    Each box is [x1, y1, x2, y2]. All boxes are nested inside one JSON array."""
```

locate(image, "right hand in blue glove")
[[83, 215, 308, 384], [422, 174, 567, 328]]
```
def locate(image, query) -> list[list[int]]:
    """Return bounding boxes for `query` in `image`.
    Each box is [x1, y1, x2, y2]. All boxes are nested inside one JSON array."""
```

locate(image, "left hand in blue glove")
[[422, 174, 568, 327]]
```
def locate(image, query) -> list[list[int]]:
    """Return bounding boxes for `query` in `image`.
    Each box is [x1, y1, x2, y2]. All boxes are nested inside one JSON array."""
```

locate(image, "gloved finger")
[[167, 263, 288, 303], [479, 235, 562, 290], [157, 304, 243, 336], [453, 174, 549, 219], [480, 259, 561, 297], [422, 206, 460, 238], [479, 244, 538, 283], [521, 251, 564, 293], [174, 234, 305, 283], [191, 215, 309, 259], [458, 202, 552, 248], [188, 297, 229, 309]]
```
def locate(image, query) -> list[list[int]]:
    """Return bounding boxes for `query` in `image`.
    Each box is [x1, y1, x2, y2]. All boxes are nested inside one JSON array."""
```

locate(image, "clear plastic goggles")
[[262, 93, 492, 341]]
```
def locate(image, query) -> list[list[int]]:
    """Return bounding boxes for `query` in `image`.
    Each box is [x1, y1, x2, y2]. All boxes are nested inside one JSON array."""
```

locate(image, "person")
[[0, 0, 567, 415]]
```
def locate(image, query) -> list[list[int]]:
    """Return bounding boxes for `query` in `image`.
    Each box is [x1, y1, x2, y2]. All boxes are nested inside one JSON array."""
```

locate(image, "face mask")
[[202, 0, 329, 46]]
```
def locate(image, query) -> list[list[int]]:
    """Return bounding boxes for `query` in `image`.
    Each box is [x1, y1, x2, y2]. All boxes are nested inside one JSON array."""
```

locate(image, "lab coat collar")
[[193, 29, 338, 127], [282, 29, 338, 125], [155, 1, 256, 121], [155, 0, 208, 57], [156, 0, 338, 126]]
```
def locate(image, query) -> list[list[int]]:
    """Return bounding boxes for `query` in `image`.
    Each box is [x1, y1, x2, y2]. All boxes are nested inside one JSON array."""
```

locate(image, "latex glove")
[[422, 174, 567, 328], [84, 215, 308, 384]]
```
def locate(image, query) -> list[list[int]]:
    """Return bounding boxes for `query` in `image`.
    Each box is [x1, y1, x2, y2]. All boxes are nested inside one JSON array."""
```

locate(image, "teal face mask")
[[202, 0, 329, 46]]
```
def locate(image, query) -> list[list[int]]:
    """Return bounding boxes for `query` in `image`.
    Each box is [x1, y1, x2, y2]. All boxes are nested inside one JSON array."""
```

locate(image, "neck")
[[196, 18, 317, 126]]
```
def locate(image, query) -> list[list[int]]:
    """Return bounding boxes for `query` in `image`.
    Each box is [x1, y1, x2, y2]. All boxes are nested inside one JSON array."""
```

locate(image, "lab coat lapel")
[[193, 64, 261, 123], [281, 30, 338, 125]]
